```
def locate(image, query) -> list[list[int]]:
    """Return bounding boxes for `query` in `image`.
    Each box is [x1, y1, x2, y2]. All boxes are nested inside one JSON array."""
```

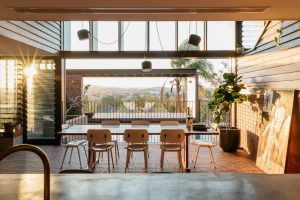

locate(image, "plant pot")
[[85, 112, 94, 119], [219, 127, 240, 152], [4, 123, 14, 137]]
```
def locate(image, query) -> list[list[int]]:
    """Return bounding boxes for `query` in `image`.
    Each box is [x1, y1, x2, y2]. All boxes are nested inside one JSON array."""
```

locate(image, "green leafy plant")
[[208, 73, 247, 126]]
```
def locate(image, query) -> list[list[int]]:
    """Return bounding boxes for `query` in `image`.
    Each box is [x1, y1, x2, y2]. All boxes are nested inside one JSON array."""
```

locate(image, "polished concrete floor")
[[0, 143, 263, 174], [1, 173, 299, 200]]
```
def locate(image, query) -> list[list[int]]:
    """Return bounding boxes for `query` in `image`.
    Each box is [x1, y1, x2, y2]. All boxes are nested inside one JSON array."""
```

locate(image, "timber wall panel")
[[0, 21, 61, 54], [238, 20, 300, 90]]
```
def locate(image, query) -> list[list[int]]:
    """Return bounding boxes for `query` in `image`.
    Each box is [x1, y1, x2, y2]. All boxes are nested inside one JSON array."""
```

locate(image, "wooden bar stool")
[[160, 129, 185, 172], [131, 120, 150, 125], [87, 129, 115, 173], [124, 129, 149, 173], [60, 124, 88, 170]]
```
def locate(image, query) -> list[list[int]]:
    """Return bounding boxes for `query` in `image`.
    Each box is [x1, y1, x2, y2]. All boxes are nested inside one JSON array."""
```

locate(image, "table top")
[[1, 173, 300, 200], [58, 124, 218, 136]]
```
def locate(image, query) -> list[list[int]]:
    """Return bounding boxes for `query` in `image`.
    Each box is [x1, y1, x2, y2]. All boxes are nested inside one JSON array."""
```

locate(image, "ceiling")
[[0, 0, 300, 21]]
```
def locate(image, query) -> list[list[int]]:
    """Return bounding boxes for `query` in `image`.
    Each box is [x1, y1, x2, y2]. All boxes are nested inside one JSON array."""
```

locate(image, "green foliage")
[[208, 73, 247, 124]]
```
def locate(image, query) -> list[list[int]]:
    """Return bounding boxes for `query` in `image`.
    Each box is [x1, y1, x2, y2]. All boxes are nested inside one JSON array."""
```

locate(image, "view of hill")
[[86, 85, 174, 99]]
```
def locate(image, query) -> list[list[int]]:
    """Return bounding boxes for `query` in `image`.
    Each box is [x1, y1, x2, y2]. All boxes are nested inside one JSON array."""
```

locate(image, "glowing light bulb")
[[24, 65, 36, 77]]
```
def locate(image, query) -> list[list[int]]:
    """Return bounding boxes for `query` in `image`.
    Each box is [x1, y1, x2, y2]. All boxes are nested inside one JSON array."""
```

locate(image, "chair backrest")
[[131, 120, 150, 125], [124, 129, 148, 144], [160, 129, 185, 144], [101, 120, 120, 125], [87, 129, 112, 144], [160, 121, 180, 126], [61, 124, 70, 130]]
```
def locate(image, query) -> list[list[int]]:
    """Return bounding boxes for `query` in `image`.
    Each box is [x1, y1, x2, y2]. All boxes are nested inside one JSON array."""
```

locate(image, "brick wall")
[[237, 94, 264, 159]]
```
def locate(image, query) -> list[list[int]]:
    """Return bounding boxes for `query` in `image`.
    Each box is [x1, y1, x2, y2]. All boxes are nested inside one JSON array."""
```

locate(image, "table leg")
[[184, 135, 191, 172]]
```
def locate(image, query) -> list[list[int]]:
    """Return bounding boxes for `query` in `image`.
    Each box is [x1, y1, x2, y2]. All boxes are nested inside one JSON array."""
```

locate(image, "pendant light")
[[188, 22, 201, 47], [77, 29, 90, 40], [141, 60, 152, 72]]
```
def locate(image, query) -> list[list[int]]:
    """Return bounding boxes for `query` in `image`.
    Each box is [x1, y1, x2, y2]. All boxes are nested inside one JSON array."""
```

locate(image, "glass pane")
[[150, 21, 176, 50], [96, 21, 118, 51], [26, 60, 56, 139], [123, 21, 147, 51], [178, 21, 205, 50], [70, 21, 89, 51], [207, 21, 235, 50], [66, 59, 173, 69]]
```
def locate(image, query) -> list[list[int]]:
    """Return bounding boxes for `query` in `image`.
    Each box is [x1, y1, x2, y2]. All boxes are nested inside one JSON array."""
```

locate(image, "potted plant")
[[208, 73, 247, 152]]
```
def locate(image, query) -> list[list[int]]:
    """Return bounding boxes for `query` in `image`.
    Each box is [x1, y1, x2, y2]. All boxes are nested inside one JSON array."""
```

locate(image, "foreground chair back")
[[160, 121, 180, 126], [87, 129, 115, 173], [131, 120, 150, 125], [160, 129, 185, 172], [124, 129, 149, 172]]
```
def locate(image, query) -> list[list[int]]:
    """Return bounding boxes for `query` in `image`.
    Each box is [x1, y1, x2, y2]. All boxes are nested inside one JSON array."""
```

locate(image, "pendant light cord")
[[91, 22, 131, 45]]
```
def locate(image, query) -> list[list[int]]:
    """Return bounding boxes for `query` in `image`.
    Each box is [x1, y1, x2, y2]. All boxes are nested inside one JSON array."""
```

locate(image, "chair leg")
[[107, 151, 111, 173], [60, 147, 69, 169], [114, 144, 118, 163], [97, 152, 100, 164], [69, 147, 74, 163], [193, 146, 201, 169], [110, 149, 115, 168], [178, 150, 183, 173], [93, 150, 96, 170], [125, 149, 130, 173], [209, 147, 216, 169], [83, 146, 88, 161], [191, 145, 198, 163], [76, 147, 82, 169], [160, 150, 164, 171], [144, 149, 148, 172], [115, 141, 120, 158]]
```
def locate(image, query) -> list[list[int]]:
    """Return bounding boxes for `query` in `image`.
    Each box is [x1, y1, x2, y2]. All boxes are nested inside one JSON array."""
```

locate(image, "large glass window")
[[26, 60, 56, 139], [207, 21, 235, 50], [96, 21, 118, 51], [150, 21, 176, 50], [123, 21, 147, 51], [178, 21, 205, 50], [70, 21, 90, 51]]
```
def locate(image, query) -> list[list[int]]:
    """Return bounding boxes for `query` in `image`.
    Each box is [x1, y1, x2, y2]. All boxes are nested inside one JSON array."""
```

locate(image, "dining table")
[[58, 124, 218, 172]]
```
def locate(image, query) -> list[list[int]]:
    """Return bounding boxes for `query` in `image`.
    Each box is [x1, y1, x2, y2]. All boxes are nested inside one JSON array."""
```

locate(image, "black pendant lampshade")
[[141, 60, 152, 72], [77, 29, 90, 40], [188, 34, 201, 46]]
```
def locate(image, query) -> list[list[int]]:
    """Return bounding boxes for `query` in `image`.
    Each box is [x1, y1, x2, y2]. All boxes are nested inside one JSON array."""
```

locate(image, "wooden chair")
[[191, 134, 217, 169], [87, 129, 115, 173], [160, 121, 180, 126], [131, 120, 150, 125], [160, 129, 185, 172], [124, 129, 149, 172], [101, 120, 120, 162], [60, 124, 88, 170]]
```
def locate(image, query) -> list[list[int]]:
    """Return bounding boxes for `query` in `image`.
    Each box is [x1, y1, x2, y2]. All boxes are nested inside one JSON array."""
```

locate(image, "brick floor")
[[0, 143, 264, 174]]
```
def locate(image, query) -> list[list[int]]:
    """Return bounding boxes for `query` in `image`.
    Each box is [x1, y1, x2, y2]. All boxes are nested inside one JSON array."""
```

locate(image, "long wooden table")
[[58, 124, 218, 172]]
